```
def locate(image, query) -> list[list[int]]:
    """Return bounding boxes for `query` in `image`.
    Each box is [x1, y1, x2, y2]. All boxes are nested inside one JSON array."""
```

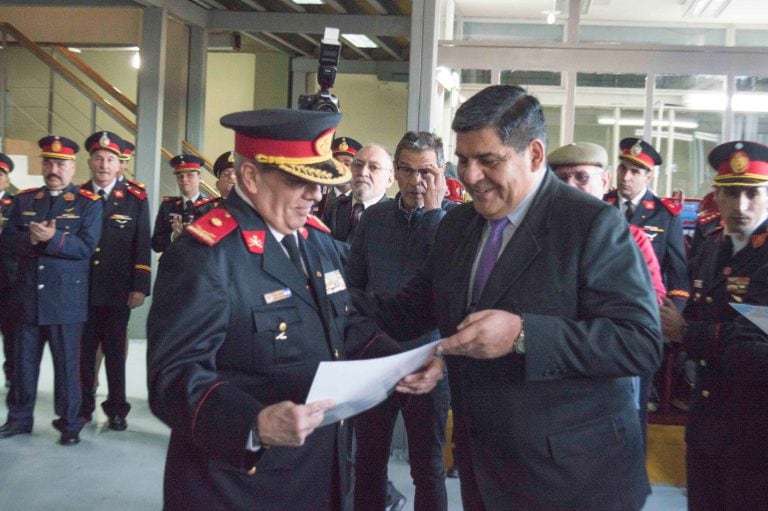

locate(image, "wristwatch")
[[513, 322, 525, 354]]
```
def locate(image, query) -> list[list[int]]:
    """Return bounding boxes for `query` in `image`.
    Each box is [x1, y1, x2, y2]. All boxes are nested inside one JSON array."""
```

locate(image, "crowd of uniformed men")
[[0, 83, 767, 511]]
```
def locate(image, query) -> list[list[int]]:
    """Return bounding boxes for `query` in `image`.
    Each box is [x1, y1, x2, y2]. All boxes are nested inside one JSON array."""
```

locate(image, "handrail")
[[53, 45, 137, 115], [0, 22, 137, 133]]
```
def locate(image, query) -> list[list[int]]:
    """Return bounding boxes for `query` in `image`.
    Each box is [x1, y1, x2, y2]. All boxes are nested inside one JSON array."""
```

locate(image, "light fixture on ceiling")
[[597, 117, 700, 130], [341, 34, 378, 49], [683, 0, 731, 18], [542, 0, 560, 24], [684, 92, 768, 112], [293, 0, 324, 4], [67, 47, 82, 53]]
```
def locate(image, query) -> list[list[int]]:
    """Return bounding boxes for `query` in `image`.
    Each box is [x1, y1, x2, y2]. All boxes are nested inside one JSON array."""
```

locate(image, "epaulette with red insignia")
[[305, 214, 331, 234], [79, 188, 100, 201], [604, 196, 617, 205], [126, 185, 147, 200], [697, 210, 720, 225], [193, 196, 217, 208], [186, 207, 237, 247], [126, 179, 146, 190], [1, 198, 12, 206], [660, 198, 683, 216], [16, 187, 39, 195], [704, 225, 725, 238], [162, 196, 179, 202]]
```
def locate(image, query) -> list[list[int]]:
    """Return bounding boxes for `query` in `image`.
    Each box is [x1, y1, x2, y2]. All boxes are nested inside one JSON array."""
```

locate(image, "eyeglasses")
[[555, 169, 604, 185], [396, 165, 434, 179], [351, 160, 391, 174]]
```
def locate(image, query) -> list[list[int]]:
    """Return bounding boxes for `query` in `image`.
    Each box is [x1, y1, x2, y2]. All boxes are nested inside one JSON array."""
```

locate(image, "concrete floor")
[[0, 340, 687, 510]]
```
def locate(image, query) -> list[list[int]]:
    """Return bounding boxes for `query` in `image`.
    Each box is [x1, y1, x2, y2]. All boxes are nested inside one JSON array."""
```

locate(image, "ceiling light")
[[597, 117, 699, 129], [67, 47, 82, 53], [341, 34, 378, 49], [293, 0, 324, 4], [543, 0, 560, 24], [684, 92, 768, 112]]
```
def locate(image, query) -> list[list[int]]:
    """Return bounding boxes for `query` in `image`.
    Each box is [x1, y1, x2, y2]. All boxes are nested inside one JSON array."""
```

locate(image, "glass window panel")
[[500, 71, 561, 87], [577, 73, 646, 89], [580, 26, 725, 46], [733, 75, 768, 144], [735, 30, 768, 47], [543, 106, 561, 150], [462, 22, 563, 43], [460, 69, 492, 85]]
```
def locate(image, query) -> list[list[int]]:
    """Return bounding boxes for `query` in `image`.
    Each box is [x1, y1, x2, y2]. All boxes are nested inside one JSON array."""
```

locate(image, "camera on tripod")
[[298, 27, 342, 113]]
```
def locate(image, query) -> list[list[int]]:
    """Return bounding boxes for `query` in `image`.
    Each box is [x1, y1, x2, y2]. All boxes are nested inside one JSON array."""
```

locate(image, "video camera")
[[298, 27, 342, 113]]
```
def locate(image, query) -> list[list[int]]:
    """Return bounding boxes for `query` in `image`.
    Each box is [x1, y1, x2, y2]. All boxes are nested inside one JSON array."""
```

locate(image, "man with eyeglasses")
[[603, 138, 689, 309], [322, 144, 394, 244], [549, 141, 666, 436], [348, 131, 453, 511], [660, 141, 768, 510]]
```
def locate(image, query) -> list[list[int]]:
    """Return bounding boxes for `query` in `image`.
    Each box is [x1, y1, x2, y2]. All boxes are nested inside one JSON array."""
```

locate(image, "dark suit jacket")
[[682, 219, 768, 460], [151, 193, 211, 253], [321, 193, 390, 244], [82, 180, 151, 305], [147, 190, 400, 511], [0, 183, 102, 325], [357, 170, 662, 510], [605, 189, 689, 307]]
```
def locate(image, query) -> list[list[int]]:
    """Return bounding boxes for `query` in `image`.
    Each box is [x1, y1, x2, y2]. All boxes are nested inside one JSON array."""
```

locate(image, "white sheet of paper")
[[731, 302, 768, 334], [306, 339, 442, 427]]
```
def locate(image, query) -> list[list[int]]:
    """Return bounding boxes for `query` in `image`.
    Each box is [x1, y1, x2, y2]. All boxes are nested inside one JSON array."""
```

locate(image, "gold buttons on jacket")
[[278, 322, 287, 332], [699, 359, 707, 367], [334, 349, 340, 360], [93, 260, 100, 265], [701, 390, 710, 398], [247, 466, 257, 476], [95, 247, 101, 252]]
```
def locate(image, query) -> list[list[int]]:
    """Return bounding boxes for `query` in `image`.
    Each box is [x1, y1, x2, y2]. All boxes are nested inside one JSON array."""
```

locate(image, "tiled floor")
[[0, 340, 687, 510]]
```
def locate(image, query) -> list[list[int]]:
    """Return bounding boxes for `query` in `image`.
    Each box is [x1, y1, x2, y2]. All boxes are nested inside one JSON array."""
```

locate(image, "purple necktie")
[[471, 217, 510, 307], [350, 202, 364, 230]]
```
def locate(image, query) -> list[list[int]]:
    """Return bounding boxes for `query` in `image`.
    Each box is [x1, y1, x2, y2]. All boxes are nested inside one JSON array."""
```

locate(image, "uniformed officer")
[[0, 153, 18, 389], [78, 131, 151, 431], [690, 189, 721, 261], [214, 150, 235, 199], [0, 136, 102, 445], [117, 140, 134, 182], [146, 109, 444, 510], [150, 154, 212, 253], [604, 137, 690, 308], [660, 140, 768, 510], [315, 136, 360, 217]]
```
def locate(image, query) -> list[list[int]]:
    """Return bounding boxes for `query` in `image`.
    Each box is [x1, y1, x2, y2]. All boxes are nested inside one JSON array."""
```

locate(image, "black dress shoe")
[[108, 416, 127, 431], [59, 431, 80, 446], [0, 422, 32, 439], [52, 418, 65, 433], [386, 483, 407, 511]]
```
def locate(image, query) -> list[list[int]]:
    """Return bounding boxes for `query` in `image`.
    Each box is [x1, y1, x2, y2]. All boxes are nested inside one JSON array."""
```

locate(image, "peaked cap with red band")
[[0, 153, 14, 174], [332, 136, 362, 158], [120, 141, 135, 162], [213, 151, 235, 178], [84, 131, 125, 158], [709, 140, 768, 187], [619, 137, 662, 171], [220, 109, 349, 186], [170, 154, 205, 174], [39, 135, 79, 160]]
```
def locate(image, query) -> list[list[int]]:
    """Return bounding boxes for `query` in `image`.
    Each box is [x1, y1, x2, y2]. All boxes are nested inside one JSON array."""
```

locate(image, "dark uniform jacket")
[[82, 179, 151, 305], [0, 183, 102, 325], [723, 263, 768, 469], [357, 171, 663, 510], [147, 190, 400, 511], [151, 193, 211, 253], [605, 189, 690, 307], [682, 219, 768, 459], [0, 191, 16, 292], [321, 193, 390, 243]]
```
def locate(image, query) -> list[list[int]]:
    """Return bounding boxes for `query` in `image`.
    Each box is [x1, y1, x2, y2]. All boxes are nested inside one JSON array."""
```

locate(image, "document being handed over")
[[306, 339, 441, 427]]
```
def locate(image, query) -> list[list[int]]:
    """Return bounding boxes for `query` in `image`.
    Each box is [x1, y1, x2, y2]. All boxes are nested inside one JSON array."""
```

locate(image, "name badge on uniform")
[[264, 288, 292, 304], [22, 211, 37, 216], [726, 276, 750, 295], [324, 270, 347, 295], [110, 214, 133, 224]]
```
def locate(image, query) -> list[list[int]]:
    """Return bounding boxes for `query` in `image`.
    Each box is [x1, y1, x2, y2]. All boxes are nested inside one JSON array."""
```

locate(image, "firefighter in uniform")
[[78, 131, 151, 430], [0, 136, 102, 445], [604, 137, 690, 307], [151, 155, 213, 253], [660, 140, 768, 510]]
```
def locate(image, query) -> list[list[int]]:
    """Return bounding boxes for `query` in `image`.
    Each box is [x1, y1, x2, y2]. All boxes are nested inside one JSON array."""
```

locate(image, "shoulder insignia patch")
[[194, 196, 216, 207], [186, 207, 237, 246], [1, 198, 12, 206], [604, 196, 617, 205], [705, 225, 725, 238], [305, 214, 331, 234], [126, 186, 147, 200], [162, 196, 179, 202], [126, 179, 146, 189], [17, 187, 39, 195], [697, 211, 719, 225], [241, 230, 266, 254], [660, 198, 682, 215], [642, 199, 657, 211], [79, 188, 100, 201]]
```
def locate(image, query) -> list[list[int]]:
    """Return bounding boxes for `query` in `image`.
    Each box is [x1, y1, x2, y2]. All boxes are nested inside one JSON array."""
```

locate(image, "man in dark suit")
[[348, 131, 453, 511], [147, 109, 444, 510], [78, 131, 151, 431], [660, 140, 768, 510], [0, 153, 18, 390], [322, 144, 393, 244], [151, 155, 211, 253], [354, 85, 662, 510], [0, 136, 102, 446], [603, 137, 689, 307]]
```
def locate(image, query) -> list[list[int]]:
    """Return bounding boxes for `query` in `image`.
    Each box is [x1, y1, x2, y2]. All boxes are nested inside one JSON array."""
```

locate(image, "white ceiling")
[[453, 0, 768, 26]]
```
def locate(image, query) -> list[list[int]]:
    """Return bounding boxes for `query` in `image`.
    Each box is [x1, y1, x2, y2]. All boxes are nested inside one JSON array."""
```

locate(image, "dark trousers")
[[8, 322, 83, 433], [354, 376, 450, 511], [687, 451, 768, 511], [0, 295, 19, 388], [451, 411, 486, 511], [80, 304, 131, 419]]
